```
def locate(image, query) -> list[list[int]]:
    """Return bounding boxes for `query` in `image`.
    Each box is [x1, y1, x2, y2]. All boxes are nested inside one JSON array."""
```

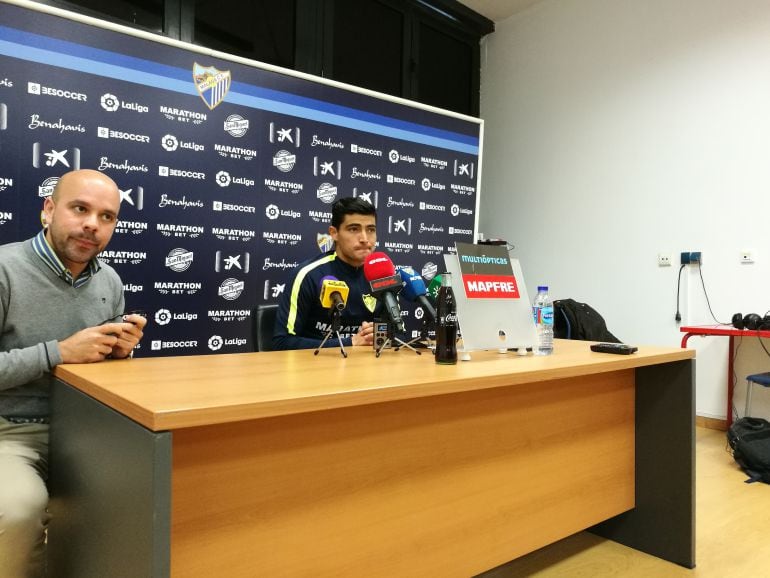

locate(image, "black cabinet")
[[37, 0, 492, 116]]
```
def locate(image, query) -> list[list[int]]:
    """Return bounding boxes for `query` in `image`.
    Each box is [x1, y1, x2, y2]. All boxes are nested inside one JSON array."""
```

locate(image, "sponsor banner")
[[0, 1, 481, 356]]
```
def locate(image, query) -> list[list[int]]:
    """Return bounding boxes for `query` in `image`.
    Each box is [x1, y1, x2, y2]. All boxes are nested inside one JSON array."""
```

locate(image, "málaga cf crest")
[[192, 63, 231, 110]]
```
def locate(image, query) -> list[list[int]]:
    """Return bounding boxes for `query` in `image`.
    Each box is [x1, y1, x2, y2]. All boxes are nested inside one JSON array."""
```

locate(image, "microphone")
[[319, 276, 349, 311], [426, 274, 443, 304], [397, 266, 436, 322], [363, 252, 405, 332]]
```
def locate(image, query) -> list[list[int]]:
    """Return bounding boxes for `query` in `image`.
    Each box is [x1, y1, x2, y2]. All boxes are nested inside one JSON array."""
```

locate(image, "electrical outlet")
[[658, 253, 672, 266], [740, 250, 754, 264]]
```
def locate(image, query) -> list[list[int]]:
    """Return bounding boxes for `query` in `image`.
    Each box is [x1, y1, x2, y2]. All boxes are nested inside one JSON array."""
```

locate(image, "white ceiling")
[[458, 0, 543, 22]]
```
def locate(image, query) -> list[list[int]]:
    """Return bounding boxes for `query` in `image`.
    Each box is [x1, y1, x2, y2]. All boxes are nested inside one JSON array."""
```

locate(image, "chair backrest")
[[252, 304, 279, 352]]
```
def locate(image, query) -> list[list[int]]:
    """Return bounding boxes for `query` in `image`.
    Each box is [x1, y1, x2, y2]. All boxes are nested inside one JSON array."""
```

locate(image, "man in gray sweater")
[[0, 169, 147, 577]]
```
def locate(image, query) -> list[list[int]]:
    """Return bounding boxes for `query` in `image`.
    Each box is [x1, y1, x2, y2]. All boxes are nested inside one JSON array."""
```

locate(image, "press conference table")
[[49, 339, 695, 577]]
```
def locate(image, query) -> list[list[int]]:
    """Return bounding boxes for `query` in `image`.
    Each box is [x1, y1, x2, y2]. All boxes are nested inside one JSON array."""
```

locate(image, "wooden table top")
[[54, 339, 693, 431]]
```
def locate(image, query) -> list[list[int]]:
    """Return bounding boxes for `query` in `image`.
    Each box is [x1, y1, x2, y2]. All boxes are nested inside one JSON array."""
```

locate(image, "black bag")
[[727, 417, 770, 483], [553, 298, 620, 343]]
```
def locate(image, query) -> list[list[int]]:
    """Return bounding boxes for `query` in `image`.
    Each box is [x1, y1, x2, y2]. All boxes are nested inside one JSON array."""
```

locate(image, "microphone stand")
[[398, 316, 433, 351], [314, 307, 348, 358], [377, 321, 421, 357]]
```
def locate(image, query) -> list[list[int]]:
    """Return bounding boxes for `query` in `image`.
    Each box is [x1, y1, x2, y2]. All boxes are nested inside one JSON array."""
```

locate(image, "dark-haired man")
[[272, 197, 377, 350], [0, 169, 147, 576]]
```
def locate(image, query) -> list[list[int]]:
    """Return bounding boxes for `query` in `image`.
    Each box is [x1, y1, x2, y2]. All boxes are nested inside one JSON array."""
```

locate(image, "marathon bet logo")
[[418, 243, 444, 256], [214, 143, 257, 161], [384, 241, 414, 254], [211, 226, 256, 243], [114, 219, 148, 236], [215, 251, 251, 273], [0, 177, 13, 193], [263, 230, 302, 245], [208, 308, 251, 323], [157, 223, 204, 238], [165, 248, 194, 272], [269, 123, 301, 147], [218, 278, 245, 301], [154, 281, 202, 295], [421, 156, 448, 170], [98, 250, 147, 265], [223, 114, 249, 137], [264, 177, 303, 194], [32, 144, 80, 170], [307, 210, 332, 224], [450, 183, 475, 196], [0, 211, 12, 225], [159, 105, 206, 124]]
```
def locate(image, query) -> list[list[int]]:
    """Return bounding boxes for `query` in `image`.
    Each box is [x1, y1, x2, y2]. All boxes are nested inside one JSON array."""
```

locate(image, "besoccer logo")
[[208, 335, 223, 351], [216, 171, 231, 187], [100, 93, 120, 112], [155, 309, 172, 326], [266, 204, 279, 220], [161, 134, 179, 151]]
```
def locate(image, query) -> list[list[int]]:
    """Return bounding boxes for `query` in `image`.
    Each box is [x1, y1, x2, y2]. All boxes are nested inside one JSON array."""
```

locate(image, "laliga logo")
[[100, 93, 120, 112], [155, 309, 172, 326], [389, 150, 400, 163], [266, 204, 279, 220], [208, 335, 223, 351], [421, 178, 431, 192], [216, 171, 231, 187], [162, 134, 179, 151]]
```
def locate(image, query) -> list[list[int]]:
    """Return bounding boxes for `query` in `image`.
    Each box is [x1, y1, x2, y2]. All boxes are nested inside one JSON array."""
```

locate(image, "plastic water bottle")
[[435, 273, 458, 364], [532, 285, 554, 355]]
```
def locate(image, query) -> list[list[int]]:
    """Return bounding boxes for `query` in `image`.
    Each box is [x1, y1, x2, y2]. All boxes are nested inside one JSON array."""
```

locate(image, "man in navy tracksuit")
[[273, 197, 377, 350]]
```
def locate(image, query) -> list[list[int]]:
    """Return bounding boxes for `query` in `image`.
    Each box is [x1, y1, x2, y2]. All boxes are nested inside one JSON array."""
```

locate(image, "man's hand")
[[110, 313, 147, 359], [59, 324, 125, 363], [351, 321, 374, 347]]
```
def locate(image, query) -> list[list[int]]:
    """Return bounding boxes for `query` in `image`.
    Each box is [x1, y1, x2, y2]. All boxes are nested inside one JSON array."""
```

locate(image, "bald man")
[[0, 169, 147, 577]]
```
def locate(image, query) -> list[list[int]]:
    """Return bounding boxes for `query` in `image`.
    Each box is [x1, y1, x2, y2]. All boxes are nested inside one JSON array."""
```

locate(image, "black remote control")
[[590, 343, 638, 355]]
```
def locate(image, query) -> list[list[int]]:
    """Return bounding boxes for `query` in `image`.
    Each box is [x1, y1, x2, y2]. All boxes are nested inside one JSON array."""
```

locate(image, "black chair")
[[252, 304, 279, 352]]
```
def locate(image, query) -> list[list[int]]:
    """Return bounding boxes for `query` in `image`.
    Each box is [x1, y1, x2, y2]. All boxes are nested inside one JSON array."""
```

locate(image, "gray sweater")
[[0, 237, 125, 418]]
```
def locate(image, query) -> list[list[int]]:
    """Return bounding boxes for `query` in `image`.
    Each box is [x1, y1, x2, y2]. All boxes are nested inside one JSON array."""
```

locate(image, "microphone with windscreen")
[[319, 275, 349, 311], [363, 252, 405, 333], [397, 266, 436, 323], [426, 274, 443, 305]]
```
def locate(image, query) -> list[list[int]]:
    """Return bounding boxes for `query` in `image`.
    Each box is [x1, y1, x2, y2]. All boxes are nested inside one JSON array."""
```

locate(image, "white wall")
[[479, 0, 770, 419]]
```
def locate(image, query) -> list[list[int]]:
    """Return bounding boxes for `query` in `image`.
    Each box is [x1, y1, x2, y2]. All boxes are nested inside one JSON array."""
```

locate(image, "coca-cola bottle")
[[435, 272, 458, 364]]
